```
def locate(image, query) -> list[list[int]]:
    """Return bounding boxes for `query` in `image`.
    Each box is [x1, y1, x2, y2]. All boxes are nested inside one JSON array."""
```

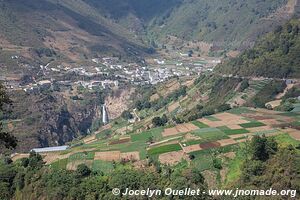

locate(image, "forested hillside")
[[216, 19, 300, 78]]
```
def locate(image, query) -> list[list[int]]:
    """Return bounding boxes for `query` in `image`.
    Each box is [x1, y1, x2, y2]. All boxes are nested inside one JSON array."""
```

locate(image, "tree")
[[76, 164, 91, 178], [28, 151, 44, 169], [0, 84, 17, 150], [152, 114, 168, 127], [239, 80, 249, 92], [250, 135, 278, 161], [121, 110, 133, 120]]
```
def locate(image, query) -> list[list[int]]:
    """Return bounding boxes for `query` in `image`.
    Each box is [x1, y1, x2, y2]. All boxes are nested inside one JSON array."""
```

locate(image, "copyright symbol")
[[112, 188, 121, 196]]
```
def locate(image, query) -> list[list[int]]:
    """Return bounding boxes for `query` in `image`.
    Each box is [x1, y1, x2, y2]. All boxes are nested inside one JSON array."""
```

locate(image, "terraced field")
[[13, 107, 300, 174]]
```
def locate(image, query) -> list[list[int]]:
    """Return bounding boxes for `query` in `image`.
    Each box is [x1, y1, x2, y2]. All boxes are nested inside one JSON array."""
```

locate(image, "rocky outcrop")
[[105, 88, 135, 119], [8, 91, 102, 152]]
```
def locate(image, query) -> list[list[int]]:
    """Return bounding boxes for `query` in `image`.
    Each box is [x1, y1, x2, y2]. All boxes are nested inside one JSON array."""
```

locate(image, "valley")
[[0, 1, 300, 199]]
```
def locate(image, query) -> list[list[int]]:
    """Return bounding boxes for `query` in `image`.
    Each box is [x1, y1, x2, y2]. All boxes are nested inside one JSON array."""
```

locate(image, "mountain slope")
[[83, 0, 300, 49], [215, 19, 300, 78], [0, 0, 149, 64], [147, 0, 299, 48], [0, 0, 298, 63]]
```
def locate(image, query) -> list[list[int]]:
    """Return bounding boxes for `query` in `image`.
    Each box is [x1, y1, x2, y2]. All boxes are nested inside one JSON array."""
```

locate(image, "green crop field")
[[131, 132, 152, 142], [217, 126, 230, 131], [239, 121, 265, 128], [191, 153, 214, 171], [274, 134, 300, 147], [96, 129, 112, 139], [227, 107, 255, 115], [204, 116, 221, 121], [50, 158, 68, 170], [190, 145, 238, 172], [148, 143, 182, 155], [223, 129, 250, 135], [68, 152, 95, 161], [192, 121, 209, 128], [184, 139, 203, 146], [191, 128, 229, 141], [131, 127, 163, 142], [92, 160, 114, 174]]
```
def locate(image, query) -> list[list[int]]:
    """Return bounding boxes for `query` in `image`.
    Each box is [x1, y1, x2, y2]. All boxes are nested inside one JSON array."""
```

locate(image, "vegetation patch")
[[68, 152, 95, 161], [109, 138, 130, 145], [239, 121, 265, 128], [191, 128, 229, 141], [148, 143, 182, 155], [50, 158, 68, 170], [131, 127, 163, 142], [204, 116, 221, 121], [192, 121, 209, 128], [274, 134, 300, 148], [96, 129, 112, 139], [92, 160, 114, 174], [223, 129, 250, 135], [227, 107, 255, 115], [184, 139, 204, 146]]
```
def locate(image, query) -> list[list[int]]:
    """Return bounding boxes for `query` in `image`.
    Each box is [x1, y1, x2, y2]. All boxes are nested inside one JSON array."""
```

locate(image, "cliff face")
[[105, 88, 135, 119], [7, 91, 102, 152]]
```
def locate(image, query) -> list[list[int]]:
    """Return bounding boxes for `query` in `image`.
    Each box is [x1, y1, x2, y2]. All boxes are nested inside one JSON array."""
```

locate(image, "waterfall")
[[102, 104, 109, 124]]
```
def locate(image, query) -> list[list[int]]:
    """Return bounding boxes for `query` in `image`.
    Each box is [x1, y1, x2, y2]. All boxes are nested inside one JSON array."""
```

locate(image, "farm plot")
[[204, 116, 221, 121], [183, 139, 203, 146], [259, 119, 282, 126], [182, 144, 202, 153], [83, 135, 97, 144], [189, 150, 215, 172], [226, 124, 244, 129], [227, 107, 255, 115], [68, 152, 95, 161], [229, 134, 251, 139], [109, 137, 131, 145], [92, 160, 114, 174], [96, 129, 112, 139], [198, 114, 249, 128], [162, 123, 199, 137], [239, 121, 265, 128], [94, 151, 121, 161], [200, 142, 221, 149], [217, 139, 238, 146], [148, 143, 182, 155], [168, 101, 180, 112], [192, 121, 209, 128], [162, 127, 180, 137], [184, 123, 200, 131], [245, 126, 273, 133], [223, 129, 250, 135], [131, 128, 163, 142], [283, 128, 300, 140], [176, 124, 190, 132], [191, 128, 229, 141], [42, 153, 70, 164], [120, 152, 140, 162], [50, 158, 68, 170], [159, 150, 187, 165], [107, 141, 148, 160]]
